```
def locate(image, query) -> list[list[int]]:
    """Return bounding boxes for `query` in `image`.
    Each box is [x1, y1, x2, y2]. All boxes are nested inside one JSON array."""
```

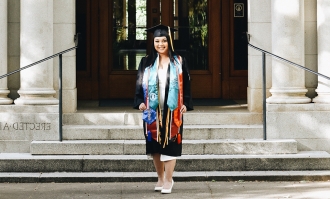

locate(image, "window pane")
[[113, 0, 147, 70], [174, 0, 208, 70]]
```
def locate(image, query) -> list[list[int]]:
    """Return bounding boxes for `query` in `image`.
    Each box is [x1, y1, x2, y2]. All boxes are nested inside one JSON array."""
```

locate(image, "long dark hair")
[[145, 34, 177, 66]]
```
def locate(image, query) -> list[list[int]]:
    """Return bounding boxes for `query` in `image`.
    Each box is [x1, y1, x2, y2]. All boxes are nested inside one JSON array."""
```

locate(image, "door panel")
[[76, 0, 99, 100], [221, 0, 248, 99]]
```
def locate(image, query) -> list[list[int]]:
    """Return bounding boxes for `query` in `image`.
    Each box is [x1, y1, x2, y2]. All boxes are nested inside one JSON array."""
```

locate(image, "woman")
[[134, 24, 193, 194]]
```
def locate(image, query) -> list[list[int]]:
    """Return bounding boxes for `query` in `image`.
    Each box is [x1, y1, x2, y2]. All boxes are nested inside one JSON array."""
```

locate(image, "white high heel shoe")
[[161, 180, 174, 194], [154, 186, 163, 191]]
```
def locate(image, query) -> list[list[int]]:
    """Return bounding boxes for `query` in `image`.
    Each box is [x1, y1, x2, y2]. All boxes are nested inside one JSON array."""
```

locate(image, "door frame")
[[76, 0, 248, 100]]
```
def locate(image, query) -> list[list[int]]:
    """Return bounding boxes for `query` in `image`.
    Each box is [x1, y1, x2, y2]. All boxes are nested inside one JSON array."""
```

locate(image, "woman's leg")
[[153, 153, 165, 187], [163, 159, 176, 189]]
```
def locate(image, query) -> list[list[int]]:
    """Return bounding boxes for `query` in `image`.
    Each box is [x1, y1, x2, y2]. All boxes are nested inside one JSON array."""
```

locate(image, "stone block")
[[30, 140, 125, 155], [82, 156, 153, 172], [8, 23, 20, 57], [63, 126, 110, 140], [8, 56, 20, 94], [53, 24, 76, 56], [54, 0, 75, 23], [8, 0, 20, 23], [0, 110, 60, 150], [248, 23, 272, 56], [304, 54, 317, 88], [248, 0, 271, 23], [184, 112, 262, 125], [0, 140, 30, 153], [109, 127, 144, 140], [267, 105, 330, 153], [184, 127, 211, 140], [63, 88, 77, 113], [123, 140, 145, 155], [296, 139, 330, 153], [53, 56, 76, 90], [0, 153, 84, 172], [63, 125, 144, 140], [202, 139, 297, 155], [63, 113, 127, 125], [305, 22, 317, 55], [211, 125, 263, 139], [183, 141, 204, 155], [247, 87, 262, 112], [125, 113, 143, 125], [305, 0, 317, 22], [248, 55, 272, 89]]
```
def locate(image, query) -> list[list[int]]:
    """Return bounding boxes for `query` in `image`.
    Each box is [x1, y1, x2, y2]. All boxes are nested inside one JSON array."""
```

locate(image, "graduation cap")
[[146, 24, 177, 37], [146, 24, 177, 51]]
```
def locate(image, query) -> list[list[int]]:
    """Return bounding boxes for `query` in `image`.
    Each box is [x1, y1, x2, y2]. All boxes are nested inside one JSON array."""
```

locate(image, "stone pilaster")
[[313, 0, 330, 103], [0, 0, 13, 104], [53, 0, 77, 113], [267, 0, 311, 104], [247, 0, 272, 112], [15, 0, 58, 105]]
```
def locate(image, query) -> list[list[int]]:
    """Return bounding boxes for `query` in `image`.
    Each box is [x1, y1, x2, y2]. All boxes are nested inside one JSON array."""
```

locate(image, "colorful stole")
[[142, 54, 183, 147]]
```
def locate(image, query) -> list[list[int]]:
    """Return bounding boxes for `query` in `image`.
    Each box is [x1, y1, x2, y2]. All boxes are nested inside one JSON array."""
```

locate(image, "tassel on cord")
[[156, 109, 159, 142], [158, 107, 162, 144], [168, 26, 174, 52], [169, 110, 172, 141], [158, 105, 162, 127], [163, 108, 170, 148]]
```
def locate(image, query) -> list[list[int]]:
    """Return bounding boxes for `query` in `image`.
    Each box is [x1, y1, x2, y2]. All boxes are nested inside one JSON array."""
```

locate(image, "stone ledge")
[[63, 112, 263, 125], [1, 151, 330, 172], [30, 139, 297, 155], [0, 105, 58, 113], [1, 171, 330, 183], [267, 103, 330, 112], [62, 124, 263, 140]]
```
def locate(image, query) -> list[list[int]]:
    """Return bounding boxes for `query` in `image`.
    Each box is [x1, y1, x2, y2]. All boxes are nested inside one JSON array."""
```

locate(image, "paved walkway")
[[1, 181, 330, 199]]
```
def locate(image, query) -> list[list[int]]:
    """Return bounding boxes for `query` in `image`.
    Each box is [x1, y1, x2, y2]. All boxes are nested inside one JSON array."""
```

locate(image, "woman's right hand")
[[139, 103, 147, 111]]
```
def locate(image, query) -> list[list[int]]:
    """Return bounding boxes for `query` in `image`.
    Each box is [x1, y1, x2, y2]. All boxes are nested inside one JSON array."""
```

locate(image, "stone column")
[[313, 0, 330, 103], [15, 0, 58, 105], [267, 0, 311, 103], [0, 0, 13, 104]]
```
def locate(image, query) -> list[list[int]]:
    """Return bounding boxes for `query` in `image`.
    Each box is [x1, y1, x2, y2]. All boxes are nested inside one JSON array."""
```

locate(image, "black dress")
[[133, 55, 193, 157]]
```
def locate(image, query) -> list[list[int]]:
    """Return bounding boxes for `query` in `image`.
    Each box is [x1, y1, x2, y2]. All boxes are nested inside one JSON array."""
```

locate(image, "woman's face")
[[154, 36, 169, 55]]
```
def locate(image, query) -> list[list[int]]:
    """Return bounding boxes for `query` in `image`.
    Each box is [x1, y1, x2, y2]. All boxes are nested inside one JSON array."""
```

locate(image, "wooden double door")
[[76, 0, 247, 100]]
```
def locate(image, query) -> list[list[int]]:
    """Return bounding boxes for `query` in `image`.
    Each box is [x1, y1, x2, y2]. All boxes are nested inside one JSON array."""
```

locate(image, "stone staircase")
[[30, 106, 298, 155], [2, 106, 330, 182]]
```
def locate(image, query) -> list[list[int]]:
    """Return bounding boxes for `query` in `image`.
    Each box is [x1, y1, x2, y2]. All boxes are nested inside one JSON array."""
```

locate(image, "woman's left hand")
[[180, 105, 187, 113]]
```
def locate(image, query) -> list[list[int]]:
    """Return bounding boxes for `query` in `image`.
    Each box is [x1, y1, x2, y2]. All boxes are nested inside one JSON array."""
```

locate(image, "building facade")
[[1, 0, 330, 153]]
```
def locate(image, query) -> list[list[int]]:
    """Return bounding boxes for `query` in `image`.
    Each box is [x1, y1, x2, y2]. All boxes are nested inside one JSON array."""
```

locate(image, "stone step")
[[2, 171, 330, 183], [63, 112, 262, 126], [30, 139, 297, 155], [62, 124, 263, 140], [1, 151, 330, 172]]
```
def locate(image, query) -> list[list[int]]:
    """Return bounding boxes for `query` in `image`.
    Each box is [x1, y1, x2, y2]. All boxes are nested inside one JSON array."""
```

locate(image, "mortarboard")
[[146, 24, 177, 37], [146, 24, 177, 51]]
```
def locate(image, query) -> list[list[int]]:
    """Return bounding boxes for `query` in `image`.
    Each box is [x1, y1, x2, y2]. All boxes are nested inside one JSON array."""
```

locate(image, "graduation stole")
[[142, 54, 183, 147]]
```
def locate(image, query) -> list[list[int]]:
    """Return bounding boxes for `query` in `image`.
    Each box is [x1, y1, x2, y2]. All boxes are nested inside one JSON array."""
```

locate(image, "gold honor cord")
[[163, 108, 170, 148], [168, 26, 174, 52]]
